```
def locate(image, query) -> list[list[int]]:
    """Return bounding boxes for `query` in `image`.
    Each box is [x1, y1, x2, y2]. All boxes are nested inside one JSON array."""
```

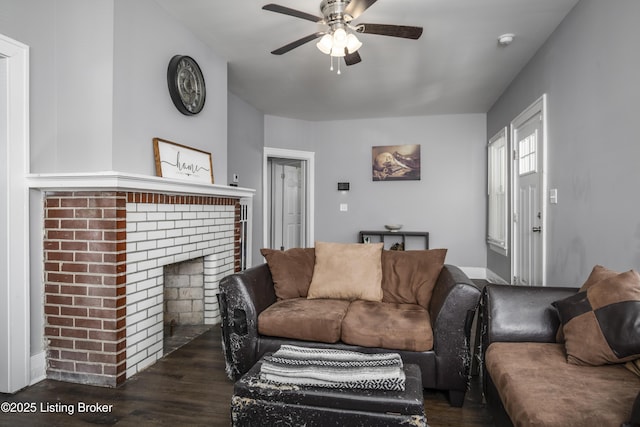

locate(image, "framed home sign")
[[153, 138, 214, 184]]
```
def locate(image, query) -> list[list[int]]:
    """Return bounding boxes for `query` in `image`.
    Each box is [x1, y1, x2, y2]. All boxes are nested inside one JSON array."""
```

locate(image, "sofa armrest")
[[480, 284, 577, 353], [218, 263, 277, 379], [429, 264, 481, 398]]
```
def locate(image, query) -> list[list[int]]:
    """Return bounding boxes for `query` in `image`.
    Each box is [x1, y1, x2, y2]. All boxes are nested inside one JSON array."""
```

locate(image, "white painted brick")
[[137, 315, 159, 333], [147, 267, 164, 279], [127, 232, 148, 243], [166, 228, 182, 238], [127, 310, 148, 326], [135, 278, 158, 293], [189, 219, 204, 227], [136, 296, 161, 312], [157, 204, 174, 212], [166, 212, 182, 220], [147, 248, 167, 260], [128, 329, 148, 347], [137, 221, 158, 232], [126, 271, 148, 285], [156, 238, 175, 249], [136, 240, 157, 251], [189, 205, 204, 212], [127, 251, 148, 263], [127, 289, 149, 305], [136, 204, 158, 212], [136, 353, 160, 372], [183, 212, 197, 220], [157, 220, 175, 230], [136, 259, 157, 272], [157, 255, 177, 266], [147, 230, 167, 240], [127, 212, 147, 222], [126, 203, 138, 212], [175, 219, 191, 228]]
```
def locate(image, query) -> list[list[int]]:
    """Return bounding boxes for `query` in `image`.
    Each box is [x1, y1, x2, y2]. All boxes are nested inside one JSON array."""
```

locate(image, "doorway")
[[263, 148, 314, 251], [511, 95, 547, 286]]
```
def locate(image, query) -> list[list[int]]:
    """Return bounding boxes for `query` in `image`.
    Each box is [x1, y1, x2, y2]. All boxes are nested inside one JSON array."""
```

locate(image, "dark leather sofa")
[[480, 284, 640, 427], [218, 263, 481, 407]]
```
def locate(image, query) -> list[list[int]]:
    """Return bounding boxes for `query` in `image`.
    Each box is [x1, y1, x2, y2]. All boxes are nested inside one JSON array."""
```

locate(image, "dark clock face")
[[167, 55, 206, 115]]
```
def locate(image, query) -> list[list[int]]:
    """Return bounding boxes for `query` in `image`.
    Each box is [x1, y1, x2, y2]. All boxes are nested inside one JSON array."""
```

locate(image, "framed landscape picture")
[[153, 138, 214, 184], [372, 144, 421, 181]]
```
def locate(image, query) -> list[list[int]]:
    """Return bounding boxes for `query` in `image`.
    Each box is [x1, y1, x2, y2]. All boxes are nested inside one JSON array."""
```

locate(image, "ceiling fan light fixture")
[[345, 33, 362, 53], [317, 34, 333, 54], [332, 28, 348, 47], [330, 46, 346, 57]]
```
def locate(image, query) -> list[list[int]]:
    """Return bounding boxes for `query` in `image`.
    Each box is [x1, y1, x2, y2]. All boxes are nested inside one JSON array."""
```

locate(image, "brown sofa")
[[218, 244, 481, 406], [480, 275, 640, 427]]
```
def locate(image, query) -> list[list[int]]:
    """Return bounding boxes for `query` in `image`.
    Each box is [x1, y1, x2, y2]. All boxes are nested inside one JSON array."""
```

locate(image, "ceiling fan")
[[263, 0, 423, 72]]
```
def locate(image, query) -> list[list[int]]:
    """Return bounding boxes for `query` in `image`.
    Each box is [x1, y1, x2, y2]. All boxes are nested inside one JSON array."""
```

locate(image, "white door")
[[283, 163, 303, 249], [269, 159, 304, 250], [512, 97, 546, 286]]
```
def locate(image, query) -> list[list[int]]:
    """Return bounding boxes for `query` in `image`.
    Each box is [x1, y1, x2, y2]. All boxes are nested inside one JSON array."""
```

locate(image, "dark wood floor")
[[0, 327, 495, 426]]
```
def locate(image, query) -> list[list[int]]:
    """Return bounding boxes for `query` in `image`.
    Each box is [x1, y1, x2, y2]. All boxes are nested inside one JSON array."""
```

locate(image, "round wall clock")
[[167, 55, 206, 115]]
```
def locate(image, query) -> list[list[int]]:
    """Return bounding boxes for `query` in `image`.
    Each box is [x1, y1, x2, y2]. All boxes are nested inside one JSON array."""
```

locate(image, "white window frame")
[[487, 127, 508, 255]]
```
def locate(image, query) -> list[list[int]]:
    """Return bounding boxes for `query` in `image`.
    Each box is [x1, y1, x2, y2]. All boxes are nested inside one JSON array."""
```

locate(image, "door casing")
[[263, 147, 315, 251]]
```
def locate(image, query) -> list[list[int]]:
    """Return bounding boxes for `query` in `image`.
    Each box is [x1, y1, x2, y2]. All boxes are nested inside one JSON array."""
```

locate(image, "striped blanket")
[[259, 345, 406, 391]]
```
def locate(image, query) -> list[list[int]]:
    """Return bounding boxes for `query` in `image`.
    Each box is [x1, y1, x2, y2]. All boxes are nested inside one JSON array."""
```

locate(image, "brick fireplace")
[[33, 173, 254, 387]]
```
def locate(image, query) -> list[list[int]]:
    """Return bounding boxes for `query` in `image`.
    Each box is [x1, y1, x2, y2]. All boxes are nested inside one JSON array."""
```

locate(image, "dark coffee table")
[[231, 357, 427, 426]]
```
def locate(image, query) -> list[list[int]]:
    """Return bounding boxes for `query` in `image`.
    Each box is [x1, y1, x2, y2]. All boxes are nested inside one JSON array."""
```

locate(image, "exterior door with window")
[[512, 98, 546, 286]]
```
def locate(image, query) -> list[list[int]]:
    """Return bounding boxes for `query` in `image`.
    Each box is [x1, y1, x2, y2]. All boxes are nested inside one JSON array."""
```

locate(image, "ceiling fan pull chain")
[[337, 59, 341, 75], [330, 55, 334, 71]]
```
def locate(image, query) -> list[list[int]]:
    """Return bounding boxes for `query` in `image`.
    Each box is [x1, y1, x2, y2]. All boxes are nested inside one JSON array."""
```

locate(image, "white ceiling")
[[156, 0, 579, 121]]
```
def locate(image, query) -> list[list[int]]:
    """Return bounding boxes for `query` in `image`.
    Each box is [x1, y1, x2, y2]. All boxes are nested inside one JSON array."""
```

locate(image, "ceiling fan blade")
[[344, 0, 378, 20], [357, 23, 423, 40], [344, 51, 362, 66], [271, 33, 324, 55], [262, 4, 323, 23]]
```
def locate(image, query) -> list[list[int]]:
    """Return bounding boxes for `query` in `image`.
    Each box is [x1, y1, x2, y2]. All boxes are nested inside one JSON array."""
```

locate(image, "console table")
[[359, 230, 429, 250]]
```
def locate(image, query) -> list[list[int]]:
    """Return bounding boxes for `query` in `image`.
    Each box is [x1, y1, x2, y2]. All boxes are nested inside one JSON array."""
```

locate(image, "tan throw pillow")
[[553, 269, 640, 366], [260, 248, 315, 300], [381, 249, 447, 310], [307, 242, 383, 301]]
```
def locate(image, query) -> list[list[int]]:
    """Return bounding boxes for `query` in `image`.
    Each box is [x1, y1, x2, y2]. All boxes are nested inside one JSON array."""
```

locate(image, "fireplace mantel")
[[27, 171, 255, 199]]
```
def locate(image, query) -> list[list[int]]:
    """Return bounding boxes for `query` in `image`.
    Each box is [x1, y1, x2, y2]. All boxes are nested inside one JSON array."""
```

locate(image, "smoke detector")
[[498, 33, 515, 46]]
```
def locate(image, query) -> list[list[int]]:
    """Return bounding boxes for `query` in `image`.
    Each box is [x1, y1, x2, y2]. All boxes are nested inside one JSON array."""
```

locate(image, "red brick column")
[[44, 192, 127, 387]]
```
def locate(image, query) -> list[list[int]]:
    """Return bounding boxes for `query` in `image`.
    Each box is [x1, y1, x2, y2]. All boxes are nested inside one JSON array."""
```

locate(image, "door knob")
[[532, 226, 542, 232]]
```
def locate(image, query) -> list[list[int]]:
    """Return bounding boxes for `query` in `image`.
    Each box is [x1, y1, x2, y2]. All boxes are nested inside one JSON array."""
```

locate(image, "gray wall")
[[228, 92, 265, 264], [112, 0, 228, 180], [264, 114, 487, 269], [487, 0, 640, 285], [1, 0, 230, 357], [1, 0, 229, 180]]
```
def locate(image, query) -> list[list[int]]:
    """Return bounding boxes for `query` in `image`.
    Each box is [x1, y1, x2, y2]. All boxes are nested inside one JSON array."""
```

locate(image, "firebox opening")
[[163, 257, 212, 355]]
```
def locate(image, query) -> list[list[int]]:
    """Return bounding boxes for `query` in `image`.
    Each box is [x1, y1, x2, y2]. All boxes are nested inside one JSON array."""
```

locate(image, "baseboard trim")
[[30, 351, 46, 385], [486, 268, 510, 284], [458, 267, 510, 284]]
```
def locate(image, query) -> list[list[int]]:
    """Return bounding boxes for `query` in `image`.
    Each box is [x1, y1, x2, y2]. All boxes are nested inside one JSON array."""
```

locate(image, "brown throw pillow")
[[381, 249, 447, 310], [260, 248, 315, 300], [553, 269, 640, 366], [307, 242, 383, 302], [556, 264, 620, 342]]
